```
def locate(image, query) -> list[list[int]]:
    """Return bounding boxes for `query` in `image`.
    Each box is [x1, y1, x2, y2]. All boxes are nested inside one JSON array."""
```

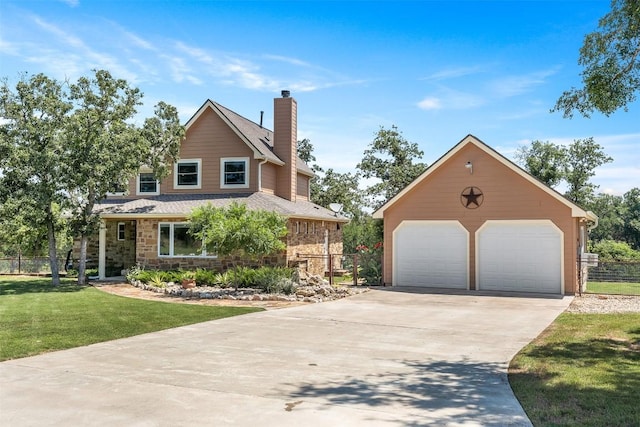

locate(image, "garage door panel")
[[394, 221, 468, 288], [477, 221, 562, 294]]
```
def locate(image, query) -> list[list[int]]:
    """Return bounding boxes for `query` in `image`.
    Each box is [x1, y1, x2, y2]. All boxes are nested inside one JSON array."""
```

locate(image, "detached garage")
[[373, 135, 597, 295]]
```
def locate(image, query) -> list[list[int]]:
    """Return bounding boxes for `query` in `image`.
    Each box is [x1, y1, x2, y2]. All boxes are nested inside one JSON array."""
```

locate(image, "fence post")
[[328, 254, 333, 285], [353, 253, 358, 286]]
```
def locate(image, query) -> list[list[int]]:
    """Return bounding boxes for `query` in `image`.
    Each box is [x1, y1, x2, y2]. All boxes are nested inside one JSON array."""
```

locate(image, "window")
[[174, 159, 201, 189], [158, 223, 214, 257], [310, 222, 316, 234], [137, 172, 159, 195], [295, 221, 300, 234], [302, 222, 308, 234], [107, 182, 127, 196], [220, 157, 249, 188], [117, 222, 126, 241]]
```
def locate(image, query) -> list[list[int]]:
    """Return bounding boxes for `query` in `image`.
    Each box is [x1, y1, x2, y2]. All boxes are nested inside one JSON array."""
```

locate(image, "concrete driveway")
[[0, 288, 572, 426]]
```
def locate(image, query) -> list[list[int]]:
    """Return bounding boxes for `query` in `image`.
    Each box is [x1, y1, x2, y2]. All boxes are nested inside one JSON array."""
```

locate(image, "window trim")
[[220, 157, 249, 189], [117, 222, 126, 241], [174, 159, 202, 190], [136, 171, 160, 196], [158, 222, 215, 258]]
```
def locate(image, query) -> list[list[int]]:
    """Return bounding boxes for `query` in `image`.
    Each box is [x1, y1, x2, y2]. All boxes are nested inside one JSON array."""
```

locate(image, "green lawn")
[[0, 276, 262, 361], [509, 313, 640, 426], [586, 281, 640, 295]]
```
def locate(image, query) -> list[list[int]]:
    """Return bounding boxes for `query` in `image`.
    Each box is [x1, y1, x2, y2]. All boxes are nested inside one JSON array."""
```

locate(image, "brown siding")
[[161, 108, 256, 194], [273, 96, 297, 201], [382, 143, 580, 294], [296, 174, 309, 200], [261, 162, 277, 194]]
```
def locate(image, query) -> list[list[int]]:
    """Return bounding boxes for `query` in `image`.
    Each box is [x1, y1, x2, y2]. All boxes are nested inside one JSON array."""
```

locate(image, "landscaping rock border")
[[128, 272, 369, 304]]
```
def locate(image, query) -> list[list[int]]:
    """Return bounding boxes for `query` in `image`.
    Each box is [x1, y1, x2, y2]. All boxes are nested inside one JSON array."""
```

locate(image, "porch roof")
[[95, 192, 349, 222]]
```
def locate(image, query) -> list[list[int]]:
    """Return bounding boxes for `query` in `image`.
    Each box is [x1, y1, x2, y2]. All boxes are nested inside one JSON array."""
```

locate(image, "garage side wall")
[[382, 143, 580, 294]]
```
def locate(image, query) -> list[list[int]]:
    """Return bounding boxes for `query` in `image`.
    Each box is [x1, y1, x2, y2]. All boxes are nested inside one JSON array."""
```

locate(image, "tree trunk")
[[47, 216, 60, 286], [77, 235, 88, 286]]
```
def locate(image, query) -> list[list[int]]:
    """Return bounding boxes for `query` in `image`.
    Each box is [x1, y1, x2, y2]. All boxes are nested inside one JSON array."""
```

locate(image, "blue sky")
[[1, 0, 638, 196]]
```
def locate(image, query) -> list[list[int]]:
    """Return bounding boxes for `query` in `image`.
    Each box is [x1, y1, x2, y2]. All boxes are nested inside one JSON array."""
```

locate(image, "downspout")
[[257, 158, 267, 191], [586, 211, 599, 232]]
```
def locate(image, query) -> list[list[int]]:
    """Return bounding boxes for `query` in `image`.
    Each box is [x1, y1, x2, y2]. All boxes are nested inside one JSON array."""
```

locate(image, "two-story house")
[[78, 91, 347, 279]]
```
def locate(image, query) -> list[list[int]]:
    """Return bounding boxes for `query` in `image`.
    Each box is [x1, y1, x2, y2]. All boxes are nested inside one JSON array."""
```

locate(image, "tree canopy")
[[516, 137, 612, 206], [515, 140, 567, 187], [357, 125, 427, 209], [553, 0, 640, 117], [0, 70, 184, 285], [188, 202, 287, 287]]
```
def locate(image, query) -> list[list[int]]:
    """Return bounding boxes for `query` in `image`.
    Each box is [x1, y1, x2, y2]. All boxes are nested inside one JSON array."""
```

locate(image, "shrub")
[[195, 268, 218, 286], [591, 240, 640, 261], [214, 271, 233, 288], [147, 272, 166, 288], [253, 267, 293, 292]]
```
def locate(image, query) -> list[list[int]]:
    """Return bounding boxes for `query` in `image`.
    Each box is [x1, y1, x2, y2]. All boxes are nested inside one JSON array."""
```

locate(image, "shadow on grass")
[[510, 333, 640, 426], [286, 359, 527, 426], [0, 277, 85, 296]]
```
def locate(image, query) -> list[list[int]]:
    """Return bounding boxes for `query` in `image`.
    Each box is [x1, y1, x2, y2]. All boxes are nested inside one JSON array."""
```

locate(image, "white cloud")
[[417, 97, 442, 110], [490, 67, 560, 98], [422, 65, 488, 81]]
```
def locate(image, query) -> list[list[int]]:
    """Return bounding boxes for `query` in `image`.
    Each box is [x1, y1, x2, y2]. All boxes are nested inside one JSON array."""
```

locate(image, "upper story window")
[[137, 172, 159, 195], [221, 157, 249, 189], [174, 159, 202, 189]]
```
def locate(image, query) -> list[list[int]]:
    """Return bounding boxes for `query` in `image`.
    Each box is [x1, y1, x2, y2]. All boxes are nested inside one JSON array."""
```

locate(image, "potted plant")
[[181, 271, 196, 289]]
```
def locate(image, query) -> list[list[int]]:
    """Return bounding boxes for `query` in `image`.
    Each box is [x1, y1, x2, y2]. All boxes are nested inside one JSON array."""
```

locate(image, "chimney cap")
[[281, 90, 291, 98]]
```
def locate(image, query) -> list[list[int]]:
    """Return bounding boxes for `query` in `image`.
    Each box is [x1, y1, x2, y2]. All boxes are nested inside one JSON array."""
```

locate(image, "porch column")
[[98, 220, 106, 279]]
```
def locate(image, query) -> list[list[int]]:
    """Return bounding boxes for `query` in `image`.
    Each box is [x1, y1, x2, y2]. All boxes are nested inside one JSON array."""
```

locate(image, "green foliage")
[[214, 271, 233, 288], [194, 268, 218, 286], [564, 137, 613, 206], [0, 70, 184, 286], [587, 192, 626, 242], [357, 125, 427, 209], [553, 0, 640, 118], [343, 216, 383, 255], [0, 73, 73, 284], [516, 137, 612, 206], [515, 140, 567, 187], [147, 272, 167, 288], [251, 267, 295, 293], [590, 239, 640, 261], [312, 169, 365, 219], [188, 202, 287, 262], [622, 187, 640, 249], [356, 242, 383, 285]]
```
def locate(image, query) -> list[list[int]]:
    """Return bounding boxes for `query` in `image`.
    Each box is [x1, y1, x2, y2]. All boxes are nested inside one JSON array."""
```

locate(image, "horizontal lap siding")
[[383, 143, 578, 293], [161, 108, 256, 194]]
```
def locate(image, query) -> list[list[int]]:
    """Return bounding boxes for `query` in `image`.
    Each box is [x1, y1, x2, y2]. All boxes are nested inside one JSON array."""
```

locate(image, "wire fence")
[[584, 261, 640, 296], [0, 256, 67, 275], [295, 252, 383, 286]]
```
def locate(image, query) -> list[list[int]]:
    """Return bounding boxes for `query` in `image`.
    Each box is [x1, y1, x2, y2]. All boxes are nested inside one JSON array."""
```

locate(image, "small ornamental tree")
[[188, 202, 288, 289]]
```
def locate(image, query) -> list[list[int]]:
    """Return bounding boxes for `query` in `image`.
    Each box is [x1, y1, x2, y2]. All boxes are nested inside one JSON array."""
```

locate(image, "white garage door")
[[477, 220, 563, 294], [393, 221, 468, 288]]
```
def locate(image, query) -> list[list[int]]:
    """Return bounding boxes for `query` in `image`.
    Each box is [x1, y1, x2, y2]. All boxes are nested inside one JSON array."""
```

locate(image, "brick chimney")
[[273, 90, 297, 201]]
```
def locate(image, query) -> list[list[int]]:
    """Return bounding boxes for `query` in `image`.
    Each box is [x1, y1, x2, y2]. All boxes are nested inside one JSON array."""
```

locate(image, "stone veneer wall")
[[73, 221, 136, 271], [286, 219, 343, 276], [135, 218, 287, 271], [76, 217, 343, 275]]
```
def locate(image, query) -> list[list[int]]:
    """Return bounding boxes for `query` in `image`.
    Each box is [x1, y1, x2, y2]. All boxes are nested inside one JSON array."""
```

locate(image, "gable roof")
[[184, 100, 315, 177], [373, 134, 597, 221]]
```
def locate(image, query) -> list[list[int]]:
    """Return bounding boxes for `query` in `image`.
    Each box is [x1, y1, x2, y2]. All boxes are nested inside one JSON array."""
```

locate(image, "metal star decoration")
[[460, 187, 484, 209]]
